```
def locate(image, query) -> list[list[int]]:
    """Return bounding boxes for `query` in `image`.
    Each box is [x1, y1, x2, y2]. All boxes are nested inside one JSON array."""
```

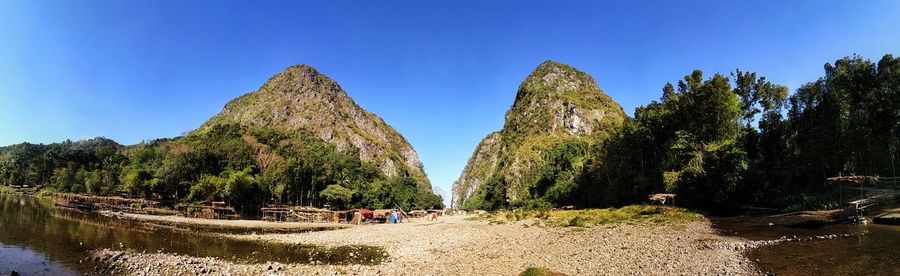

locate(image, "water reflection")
[[0, 194, 386, 273], [714, 216, 900, 275], [0, 243, 77, 275]]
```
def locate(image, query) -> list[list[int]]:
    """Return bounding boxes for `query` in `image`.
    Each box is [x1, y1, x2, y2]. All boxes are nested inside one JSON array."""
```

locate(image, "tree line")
[[0, 124, 443, 215], [572, 54, 900, 211]]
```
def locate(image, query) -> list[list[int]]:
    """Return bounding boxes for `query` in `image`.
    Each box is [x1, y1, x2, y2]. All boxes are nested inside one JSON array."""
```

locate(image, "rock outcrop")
[[452, 61, 625, 209]]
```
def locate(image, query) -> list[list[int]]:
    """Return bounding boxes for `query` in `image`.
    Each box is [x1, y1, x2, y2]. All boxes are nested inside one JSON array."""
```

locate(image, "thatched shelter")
[[648, 193, 676, 205]]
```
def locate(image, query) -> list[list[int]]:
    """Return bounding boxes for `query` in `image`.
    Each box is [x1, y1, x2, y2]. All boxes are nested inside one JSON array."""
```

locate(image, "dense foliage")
[[0, 124, 443, 215], [464, 137, 600, 211], [575, 54, 900, 210]]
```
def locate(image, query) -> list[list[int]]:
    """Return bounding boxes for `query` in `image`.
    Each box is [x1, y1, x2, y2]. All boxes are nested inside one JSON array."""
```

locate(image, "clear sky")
[[1, 1, 899, 204]]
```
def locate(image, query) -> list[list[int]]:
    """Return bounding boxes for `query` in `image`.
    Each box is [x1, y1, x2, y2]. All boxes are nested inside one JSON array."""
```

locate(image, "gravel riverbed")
[[91, 215, 760, 275]]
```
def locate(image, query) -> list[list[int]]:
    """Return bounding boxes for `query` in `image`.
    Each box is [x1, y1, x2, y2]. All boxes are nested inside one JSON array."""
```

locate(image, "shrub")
[[567, 216, 588, 227]]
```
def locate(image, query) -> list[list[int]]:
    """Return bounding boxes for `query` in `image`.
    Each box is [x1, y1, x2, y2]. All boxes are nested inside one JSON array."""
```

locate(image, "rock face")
[[452, 61, 625, 209], [451, 132, 502, 209], [200, 65, 431, 190]]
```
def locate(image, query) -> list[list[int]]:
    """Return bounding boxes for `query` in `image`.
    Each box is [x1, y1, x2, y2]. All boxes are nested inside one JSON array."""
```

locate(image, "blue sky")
[[1, 1, 899, 203]]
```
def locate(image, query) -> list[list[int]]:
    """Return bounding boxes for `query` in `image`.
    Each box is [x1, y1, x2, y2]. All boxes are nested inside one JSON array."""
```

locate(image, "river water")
[[713, 215, 900, 275], [0, 194, 385, 274]]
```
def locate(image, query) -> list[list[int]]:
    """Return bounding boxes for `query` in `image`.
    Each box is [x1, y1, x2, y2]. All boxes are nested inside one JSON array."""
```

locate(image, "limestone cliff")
[[452, 61, 625, 209]]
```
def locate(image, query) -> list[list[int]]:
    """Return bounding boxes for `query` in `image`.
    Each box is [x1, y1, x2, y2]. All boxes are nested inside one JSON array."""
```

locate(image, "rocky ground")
[[90, 215, 763, 275]]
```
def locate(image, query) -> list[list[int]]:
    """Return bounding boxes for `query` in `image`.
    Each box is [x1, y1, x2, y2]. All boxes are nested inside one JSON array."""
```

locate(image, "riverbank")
[[873, 207, 900, 225], [91, 214, 759, 275], [100, 211, 349, 233], [1, 193, 386, 275]]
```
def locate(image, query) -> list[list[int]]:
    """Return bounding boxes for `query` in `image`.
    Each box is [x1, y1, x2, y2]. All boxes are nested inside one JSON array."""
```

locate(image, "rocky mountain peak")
[[201, 64, 432, 190], [503, 60, 625, 143], [453, 61, 626, 209]]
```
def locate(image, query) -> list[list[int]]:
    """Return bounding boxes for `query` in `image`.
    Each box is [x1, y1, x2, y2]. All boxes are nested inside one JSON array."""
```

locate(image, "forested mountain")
[[3, 54, 898, 214], [200, 65, 431, 190], [455, 54, 900, 211], [0, 65, 442, 214], [452, 61, 627, 210]]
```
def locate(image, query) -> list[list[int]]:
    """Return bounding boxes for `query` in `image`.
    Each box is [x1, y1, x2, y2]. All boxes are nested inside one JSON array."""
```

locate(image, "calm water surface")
[[714, 216, 900, 275], [0, 194, 385, 274]]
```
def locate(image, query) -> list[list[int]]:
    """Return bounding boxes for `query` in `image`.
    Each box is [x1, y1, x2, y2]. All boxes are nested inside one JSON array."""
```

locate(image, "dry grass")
[[0, 185, 14, 193], [472, 205, 706, 228]]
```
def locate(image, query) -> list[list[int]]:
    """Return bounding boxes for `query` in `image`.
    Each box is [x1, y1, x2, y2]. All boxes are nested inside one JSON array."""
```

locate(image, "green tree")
[[121, 164, 152, 198], [187, 174, 225, 203], [51, 166, 77, 192], [221, 168, 266, 215], [319, 184, 355, 209]]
